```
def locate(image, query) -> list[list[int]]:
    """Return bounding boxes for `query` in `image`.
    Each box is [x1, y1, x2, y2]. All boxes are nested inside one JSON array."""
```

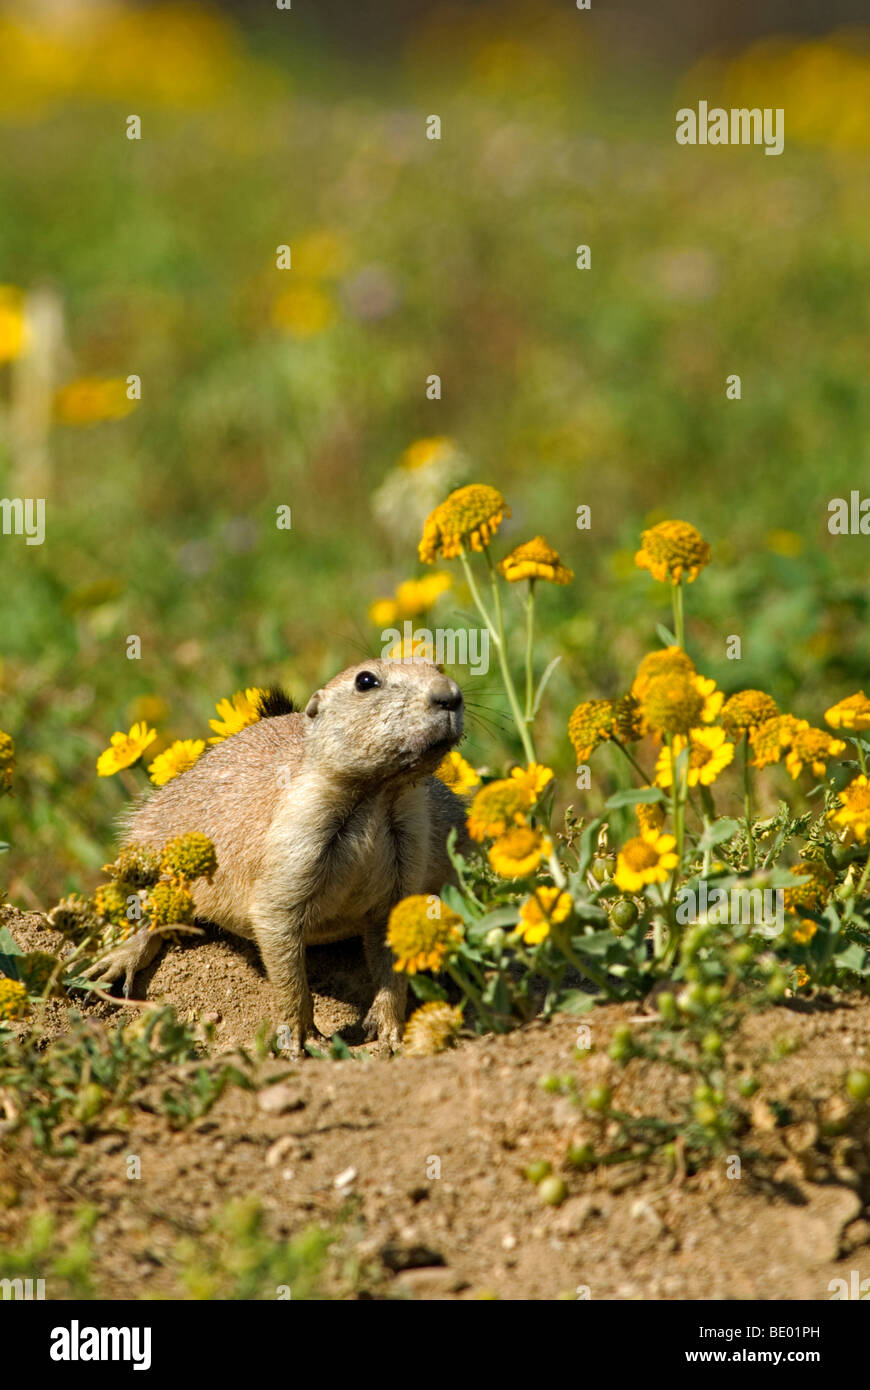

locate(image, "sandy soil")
[[1, 905, 869, 1300]]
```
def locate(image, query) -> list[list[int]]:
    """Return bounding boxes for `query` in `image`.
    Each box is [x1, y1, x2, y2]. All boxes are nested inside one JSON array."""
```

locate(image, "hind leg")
[[362, 919, 407, 1052], [80, 925, 165, 998]]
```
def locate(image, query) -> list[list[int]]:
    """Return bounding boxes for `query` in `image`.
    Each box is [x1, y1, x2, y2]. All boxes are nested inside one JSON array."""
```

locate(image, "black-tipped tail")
[[257, 686, 296, 718]]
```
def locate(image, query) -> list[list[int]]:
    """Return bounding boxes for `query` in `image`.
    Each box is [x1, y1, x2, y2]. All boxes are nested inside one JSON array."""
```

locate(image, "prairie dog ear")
[[305, 690, 322, 719]]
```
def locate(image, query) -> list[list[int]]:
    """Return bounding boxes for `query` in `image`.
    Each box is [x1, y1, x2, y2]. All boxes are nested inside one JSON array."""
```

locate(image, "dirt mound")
[[1, 906, 869, 1299]]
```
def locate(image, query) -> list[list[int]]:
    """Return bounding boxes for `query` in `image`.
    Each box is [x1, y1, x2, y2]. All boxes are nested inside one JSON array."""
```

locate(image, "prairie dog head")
[[303, 658, 463, 786]]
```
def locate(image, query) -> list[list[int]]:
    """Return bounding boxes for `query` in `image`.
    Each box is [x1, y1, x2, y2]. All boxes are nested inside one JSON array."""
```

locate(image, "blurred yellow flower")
[[419, 484, 510, 563], [488, 827, 550, 878], [568, 695, 641, 761], [784, 726, 846, 780], [825, 692, 870, 733], [404, 1000, 464, 1056], [514, 886, 571, 945], [292, 229, 350, 279], [435, 750, 481, 796], [208, 688, 266, 743], [792, 920, 818, 946], [631, 646, 695, 701], [721, 690, 780, 740], [499, 536, 573, 585], [749, 714, 805, 769], [370, 573, 453, 628], [96, 722, 157, 777], [272, 284, 334, 337], [55, 377, 137, 426], [766, 529, 803, 558], [639, 674, 704, 737], [829, 775, 870, 844], [0, 977, 29, 1022], [635, 520, 710, 585], [0, 730, 14, 792], [467, 779, 529, 841], [635, 801, 665, 834], [387, 895, 463, 974], [509, 762, 554, 801], [400, 436, 457, 472], [0, 286, 27, 362], [795, 966, 810, 989], [614, 831, 679, 893], [148, 738, 206, 786], [655, 727, 734, 788]]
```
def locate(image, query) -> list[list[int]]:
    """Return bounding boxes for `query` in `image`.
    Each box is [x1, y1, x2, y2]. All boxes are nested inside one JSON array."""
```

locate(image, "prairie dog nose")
[[429, 676, 463, 712]]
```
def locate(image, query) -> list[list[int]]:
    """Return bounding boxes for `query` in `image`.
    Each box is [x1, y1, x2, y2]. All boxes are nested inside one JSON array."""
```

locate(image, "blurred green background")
[[1, 0, 869, 905]]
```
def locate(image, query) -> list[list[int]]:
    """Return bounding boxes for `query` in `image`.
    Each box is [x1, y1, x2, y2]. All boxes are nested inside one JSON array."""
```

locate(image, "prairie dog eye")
[[354, 670, 381, 692]]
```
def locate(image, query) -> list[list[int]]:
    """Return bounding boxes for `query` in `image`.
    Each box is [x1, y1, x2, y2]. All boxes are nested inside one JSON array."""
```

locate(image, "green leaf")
[[698, 818, 741, 852], [656, 624, 678, 647], [833, 942, 869, 975], [574, 816, 604, 877], [553, 989, 596, 1015], [605, 786, 664, 810], [408, 974, 448, 1003], [0, 926, 24, 981], [532, 656, 562, 718]]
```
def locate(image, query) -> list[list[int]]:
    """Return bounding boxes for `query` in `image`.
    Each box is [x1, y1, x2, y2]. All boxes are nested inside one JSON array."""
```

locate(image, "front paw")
[[80, 925, 163, 998], [363, 997, 404, 1054]]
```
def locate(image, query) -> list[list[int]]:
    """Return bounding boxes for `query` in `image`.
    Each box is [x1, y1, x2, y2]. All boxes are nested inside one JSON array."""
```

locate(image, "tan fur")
[[103, 659, 468, 1054]]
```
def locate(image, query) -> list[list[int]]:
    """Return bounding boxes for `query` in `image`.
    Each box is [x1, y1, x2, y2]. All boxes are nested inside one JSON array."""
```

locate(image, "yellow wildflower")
[[103, 844, 162, 887], [467, 779, 530, 840], [208, 688, 266, 743], [829, 775, 870, 844], [498, 536, 573, 585], [784, 726, 846, 779], [0, 730, 14, 792], [749, 714, 806, 769], [655, 727, 735, 788], [634, 520, 710, 585], [488, 827, 550, 878], [721, 690, 780, 740], [514, 887, 572, 945], [370, 573, 453, 626], [639, 674, 704, 737], [635, 801, 665, 835], [387, 895, 463, 974], [96, 721, 157, 776], [693, 675, 724, 723], [55, 377, 137, 425], [568, 695, 641, 761], [404, 1001, 465, 1056], [792, 920, 818, 946], [434, 750, 481, 796], [631, 647, 696, 701], [147, 881, 195, 927], [419, 484, 509, 563], [783, 860, 834, 914], [162, 832, 217, 884], [0, 286, 27, 363], [795, 966, 810, 989], [148, 738, 206, 786], [614, 831, 679, 893], [0, 978, 29, 1022], [825, 692, 870, 732], [95, 881, 134, 926], [509, 762, 554, 801]]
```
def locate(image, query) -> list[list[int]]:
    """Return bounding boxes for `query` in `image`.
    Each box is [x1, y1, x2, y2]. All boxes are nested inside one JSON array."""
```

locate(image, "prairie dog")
[[99, 659, 467, 1054]]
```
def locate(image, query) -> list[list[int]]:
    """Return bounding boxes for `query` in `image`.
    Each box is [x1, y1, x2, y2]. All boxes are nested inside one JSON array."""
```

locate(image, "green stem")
[[743, 732, 755, 871], [855, 738, 867, 775], [550, 923, 624, 1001], [611, 737, 652, 786], [671, 578, 685, 650], [479, 547, 537, 765], [524, 580, 536, 723]]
